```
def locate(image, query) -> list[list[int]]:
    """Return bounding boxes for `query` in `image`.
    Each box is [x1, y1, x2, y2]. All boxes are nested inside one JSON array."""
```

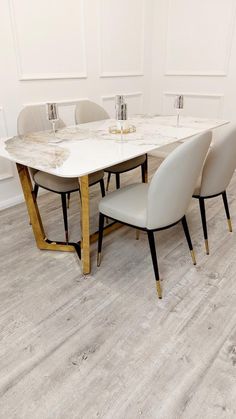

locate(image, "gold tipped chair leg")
[[156, 281, 162, 299], [190, 250, 197, 265], [136, 230, 140, 240], [222, 192, 233, 233], [97, 252, 101, 267], [227, 218, 233, 232], [205, 239, 209, 255]]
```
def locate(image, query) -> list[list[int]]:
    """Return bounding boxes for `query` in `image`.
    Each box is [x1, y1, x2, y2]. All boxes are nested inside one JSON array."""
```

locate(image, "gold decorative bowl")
[[109, 125, 136, 134]]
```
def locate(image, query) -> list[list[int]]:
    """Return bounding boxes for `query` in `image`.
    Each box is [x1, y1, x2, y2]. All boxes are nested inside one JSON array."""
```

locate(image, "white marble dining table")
[[0, 115, 229, 274]]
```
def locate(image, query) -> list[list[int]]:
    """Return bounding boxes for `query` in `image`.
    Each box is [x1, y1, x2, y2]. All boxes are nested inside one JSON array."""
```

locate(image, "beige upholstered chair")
[[17, 105, 105, 243], [97, 132, 212, 298], [74, 100, 147, 190], [193, 125, 236, 254], [74, 100, 109, 124]]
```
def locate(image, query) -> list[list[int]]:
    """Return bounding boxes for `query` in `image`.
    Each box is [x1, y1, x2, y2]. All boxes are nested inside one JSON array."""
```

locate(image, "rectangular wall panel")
[[10, 0, 87, 80], [166, 0, 235, 75], [100, 0, 144, 76]]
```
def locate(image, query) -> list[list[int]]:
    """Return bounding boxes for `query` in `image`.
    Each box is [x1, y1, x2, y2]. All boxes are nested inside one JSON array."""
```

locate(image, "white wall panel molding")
[[9, 0, 87, 81], [0, 107, 14, 181], [165, 0, 236, 77], [0, 193, 24, 211], [163, 92, 224, 118], [164, 92, 224, 98], [99, 0, 145, 77], [102, 92, 143, 101], [23, 98, 89, 107], [100, 72, 144, 79]]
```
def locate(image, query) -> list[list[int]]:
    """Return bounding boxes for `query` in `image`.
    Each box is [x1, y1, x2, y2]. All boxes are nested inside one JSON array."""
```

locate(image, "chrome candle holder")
[[109, 95, 136, 136], [46, 103, 59, 135], [174, 95, 184, 127], [115, 95, 125, 116], [117, 102, 127, 141]]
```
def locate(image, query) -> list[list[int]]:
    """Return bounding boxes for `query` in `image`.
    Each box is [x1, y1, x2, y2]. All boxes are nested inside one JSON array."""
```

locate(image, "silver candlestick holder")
[[108, 96, 136, 135], [46, 103, 59, 135], [174, 95, 184, 127], [115, 95, 125, 114], [116, 102, 127, 141]]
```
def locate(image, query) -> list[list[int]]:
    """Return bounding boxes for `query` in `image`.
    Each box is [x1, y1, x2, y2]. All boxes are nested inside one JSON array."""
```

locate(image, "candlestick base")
[[109, 125, 136, 134]]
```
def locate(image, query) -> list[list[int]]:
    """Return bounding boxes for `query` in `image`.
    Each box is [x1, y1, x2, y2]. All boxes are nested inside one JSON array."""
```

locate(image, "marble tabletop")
[[0, 115, 229, 178]]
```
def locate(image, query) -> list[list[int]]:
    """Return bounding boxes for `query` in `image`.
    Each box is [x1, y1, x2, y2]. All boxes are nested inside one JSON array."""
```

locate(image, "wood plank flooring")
[[0, 157, 236, 419]]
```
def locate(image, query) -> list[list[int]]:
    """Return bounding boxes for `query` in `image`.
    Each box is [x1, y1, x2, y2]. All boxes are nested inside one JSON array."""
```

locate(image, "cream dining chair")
[[74, 100, 148, 190], [193, 125, 236, 254], [17, 104, 105, 243], [97, 131, 212, 298]]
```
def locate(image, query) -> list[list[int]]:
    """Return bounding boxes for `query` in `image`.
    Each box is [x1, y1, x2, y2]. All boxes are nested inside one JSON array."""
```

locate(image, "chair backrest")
[[147, 132, 212, 229], [199, 125, 236, 197], [17, 104, 65, 136], [74, 100, 109, 124]]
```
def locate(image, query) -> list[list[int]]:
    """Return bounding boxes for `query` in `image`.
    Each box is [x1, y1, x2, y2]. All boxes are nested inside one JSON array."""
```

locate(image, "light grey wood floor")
[[0, 157, 236, 419]]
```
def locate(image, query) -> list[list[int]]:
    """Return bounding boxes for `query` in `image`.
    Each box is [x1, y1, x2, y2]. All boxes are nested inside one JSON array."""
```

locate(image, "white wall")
[[2, 0, 236, 211], [0, 0, 154, 210], [149, 0, 236, 123]]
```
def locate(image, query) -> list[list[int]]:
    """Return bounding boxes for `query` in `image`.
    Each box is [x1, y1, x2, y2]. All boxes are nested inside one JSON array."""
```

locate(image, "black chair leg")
[[199, 197, 209, 254], [97, 213, 105, 266], [33, 184, 39, 200], [181, 216, 196, 265], [100, 179, 108, 223], [222, 191, 232, 232], [106, 172, 111, 191], [147, 230, 162, 299], [141, 155, 148, 183], [115, 173, 120, 189], [61, 193, 69, 244], [100, 179, 106, 197], [67, 192, 71, 209]]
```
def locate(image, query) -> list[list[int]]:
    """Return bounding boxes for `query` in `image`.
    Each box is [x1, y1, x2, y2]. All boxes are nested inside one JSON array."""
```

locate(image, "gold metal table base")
[[16, 164, 122, 274]]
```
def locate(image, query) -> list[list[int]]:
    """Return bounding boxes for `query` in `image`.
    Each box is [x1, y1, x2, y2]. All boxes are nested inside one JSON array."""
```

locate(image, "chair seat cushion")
[[105, 155, 146, 174], [99, 183, 148, 228], [29, 167, 38, 176], [148, 141, 182, 159], [89, 170, 104, 186], [34, 170, 104, 193]]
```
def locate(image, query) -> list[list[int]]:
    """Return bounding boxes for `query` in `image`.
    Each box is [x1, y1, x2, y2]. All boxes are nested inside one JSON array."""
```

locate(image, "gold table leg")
[[17, 164, 123, 274], [79, 175, 90, 274], [17, 164, 75, 253]]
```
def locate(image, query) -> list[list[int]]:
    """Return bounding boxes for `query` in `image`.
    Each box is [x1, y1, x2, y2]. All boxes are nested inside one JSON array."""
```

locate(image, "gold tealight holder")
[[109, 125, 136, 134]]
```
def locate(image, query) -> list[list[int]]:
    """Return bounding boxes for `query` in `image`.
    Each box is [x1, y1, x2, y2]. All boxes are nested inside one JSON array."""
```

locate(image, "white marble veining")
[[0, 116, 228, 178], [5, 135, 70, 171]]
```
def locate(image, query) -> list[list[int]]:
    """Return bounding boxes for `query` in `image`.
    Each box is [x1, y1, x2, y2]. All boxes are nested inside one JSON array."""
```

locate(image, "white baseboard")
[[0, 194, 25, 211], [0, 188, 48, 211]]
